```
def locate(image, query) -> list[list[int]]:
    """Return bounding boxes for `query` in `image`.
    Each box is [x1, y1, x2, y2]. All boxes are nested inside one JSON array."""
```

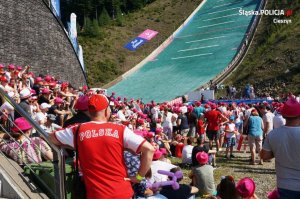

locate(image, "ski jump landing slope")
[[108, 0, 261, 102]]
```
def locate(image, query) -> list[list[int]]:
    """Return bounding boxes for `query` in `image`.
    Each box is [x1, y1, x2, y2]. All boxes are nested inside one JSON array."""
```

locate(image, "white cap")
[[0, 102, 14, 112], [35, 112, 46, 122], [20, 88, 31, 99], [40, 103, 51, 109]]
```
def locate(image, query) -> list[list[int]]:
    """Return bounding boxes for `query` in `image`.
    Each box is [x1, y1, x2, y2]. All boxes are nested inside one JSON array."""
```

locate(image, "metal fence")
[[0, 88, 66, 199]]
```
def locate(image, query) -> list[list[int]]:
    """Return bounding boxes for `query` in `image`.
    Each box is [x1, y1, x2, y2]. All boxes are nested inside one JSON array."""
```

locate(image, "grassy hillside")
[[78, 0, 202, 87], [221, 0, 300, 98]]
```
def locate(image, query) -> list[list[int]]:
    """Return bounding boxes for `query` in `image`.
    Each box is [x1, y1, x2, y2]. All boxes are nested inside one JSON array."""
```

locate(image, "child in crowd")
[[159, 148, 171, 164], [224, 116, 239, 159], [196, 113, 206, 143], [133, 168, 167, 199], [174, 136, 185, 158], [236, 178, 259, 199], [191, 152, 216, 197], [216, 175, 239, 199]]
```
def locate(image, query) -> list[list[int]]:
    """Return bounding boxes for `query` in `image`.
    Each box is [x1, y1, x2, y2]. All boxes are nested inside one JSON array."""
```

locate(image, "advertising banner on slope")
[[124, 37, 147, 51], [138, 29, 158, 41], [51, 0, 61, 18]]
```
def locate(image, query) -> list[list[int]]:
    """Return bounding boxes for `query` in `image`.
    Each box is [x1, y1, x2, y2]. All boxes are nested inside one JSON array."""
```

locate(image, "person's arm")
[[191, 186, 199, 194], [260, 132, 274, 160], [260, 149, 274, 160], [177, 117, 181, 127], [220, 113, 229, 124], [263, 121, 270, 135], [48, 126, 75, 147], [54, 109, 71, 115], [144, 188, 154, 196]]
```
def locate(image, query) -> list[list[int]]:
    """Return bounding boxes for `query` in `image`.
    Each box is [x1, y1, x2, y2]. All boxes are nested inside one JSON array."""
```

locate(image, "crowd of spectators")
[[0, 63, 299, 198]]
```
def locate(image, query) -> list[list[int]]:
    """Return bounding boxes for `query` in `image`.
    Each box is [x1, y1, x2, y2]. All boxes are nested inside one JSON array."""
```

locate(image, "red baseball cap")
[[88, 94, 109, 112]]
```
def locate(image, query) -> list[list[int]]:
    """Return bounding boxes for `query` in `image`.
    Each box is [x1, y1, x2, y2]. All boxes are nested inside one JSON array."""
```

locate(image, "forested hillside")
[[60, 0, 202, 87]]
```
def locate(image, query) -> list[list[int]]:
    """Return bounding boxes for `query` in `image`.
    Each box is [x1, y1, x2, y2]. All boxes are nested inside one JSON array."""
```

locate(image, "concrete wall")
[[0, 0, 87, 88]]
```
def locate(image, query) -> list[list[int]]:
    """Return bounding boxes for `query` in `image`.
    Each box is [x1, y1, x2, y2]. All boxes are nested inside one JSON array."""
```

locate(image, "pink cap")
[[153, 150, 163, 160], [159, 148, 168, 155], [187, 105, 194, 112], [0, 64, 4, 69], [195, 101, 201, 106], [204, 104, 210, 108], [11, 117, 32, 132], [54, 97, 64, 104], [210, 103, 217, 109], [82, 85, 88, 91], [49, 81, 57, 88], [27, 72, 34, 77], [141, 114, 148, 119], [30, 89, 36, 95], [236, 178, 256, 199], [281, 97, 300, 117], [35, 77, 43, 83], [8, 64, 15, 69], [74, 95, 89, 111], [41, 88, 51, 94], [16, 66, 22, 71], [155, 127, 163, 134], [145, 132, 154, 138], [44, 75, 52, 82], [268, 189, 279, 199], [196, 151, 208, 165], [137, 118, 144, 125]]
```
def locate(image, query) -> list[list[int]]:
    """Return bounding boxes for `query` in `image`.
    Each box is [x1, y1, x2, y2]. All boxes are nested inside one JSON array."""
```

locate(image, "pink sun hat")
[[159, 148, 168, 155], [236, 177, 256, 199], [281, 97, 300, 117], [196, 151, 208, 165], [267, 188, 279, 199], [8, 64, 15, 70], [11, 117, 32, 133], [74, 95, 89, 111], [54, 97, 64, 104]]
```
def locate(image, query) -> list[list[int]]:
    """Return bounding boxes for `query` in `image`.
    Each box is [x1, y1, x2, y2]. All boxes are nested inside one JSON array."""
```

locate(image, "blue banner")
[[51, 0, 61, 18], [124, 37, 147, 51]]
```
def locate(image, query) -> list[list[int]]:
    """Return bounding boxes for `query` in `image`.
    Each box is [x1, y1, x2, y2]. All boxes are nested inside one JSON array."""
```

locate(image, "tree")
[[98, 7, 111, 26]]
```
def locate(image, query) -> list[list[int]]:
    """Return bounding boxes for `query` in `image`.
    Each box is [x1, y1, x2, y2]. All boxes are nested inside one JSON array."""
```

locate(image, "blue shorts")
[[207, 130, 220, 141], [225, 137, 236, 148]]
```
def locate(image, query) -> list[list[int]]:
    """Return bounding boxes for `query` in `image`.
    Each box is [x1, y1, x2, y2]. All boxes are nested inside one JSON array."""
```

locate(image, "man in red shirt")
[[204, 103, 228, 152], [49, 94, 155, 199]]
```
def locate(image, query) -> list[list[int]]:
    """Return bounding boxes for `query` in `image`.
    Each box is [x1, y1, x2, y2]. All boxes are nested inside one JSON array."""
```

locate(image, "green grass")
[[78, 0, 202, 87], [171, 149, 276, 199]]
